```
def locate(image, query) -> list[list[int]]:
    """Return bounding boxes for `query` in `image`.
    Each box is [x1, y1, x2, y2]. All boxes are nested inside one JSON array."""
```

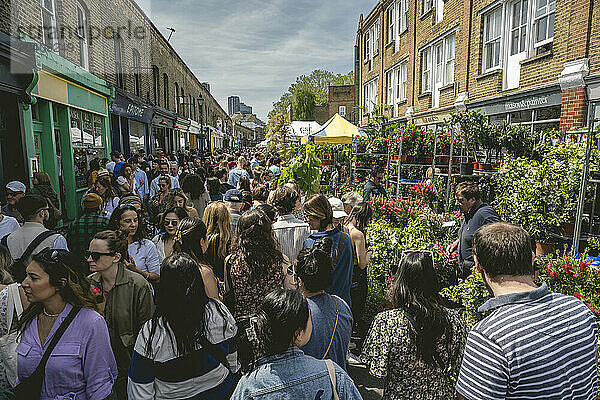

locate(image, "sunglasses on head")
[[85, 250, 116, 261], [169, 188, 183, 194]]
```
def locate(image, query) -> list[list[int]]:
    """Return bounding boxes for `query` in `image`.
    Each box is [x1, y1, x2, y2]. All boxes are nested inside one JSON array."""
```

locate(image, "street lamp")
[[198, 94, 208, 154]]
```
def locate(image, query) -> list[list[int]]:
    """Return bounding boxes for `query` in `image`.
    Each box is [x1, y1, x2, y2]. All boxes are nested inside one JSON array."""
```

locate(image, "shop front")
[[151, 107, 176, 154], [174, 117, 191, 153], [110, 88, 153, 157], [27, 60, 113, 220], [188, 120, 201, 151], [469, 86, 562, 133], [0, 32, 35, 193]]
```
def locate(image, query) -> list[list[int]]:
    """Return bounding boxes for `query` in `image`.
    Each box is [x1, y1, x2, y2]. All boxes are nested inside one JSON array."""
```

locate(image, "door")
[[432, 43, 444, 108], [505, 0, 529, 90], [54, 128, 68, 216]]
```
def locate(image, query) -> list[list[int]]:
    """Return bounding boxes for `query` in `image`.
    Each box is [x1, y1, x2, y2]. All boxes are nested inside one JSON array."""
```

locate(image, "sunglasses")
[[6, 192, 19, 197], [164, 219, 179, 226], [85, 250, 116, 261], [286, 264, 298, 284], [159, 183, 169, 188]]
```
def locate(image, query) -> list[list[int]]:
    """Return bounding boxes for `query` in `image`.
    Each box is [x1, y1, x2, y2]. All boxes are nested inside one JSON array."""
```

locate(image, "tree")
[[268, 69, 354, 120], [266, 113, 290, 153], [292, 88, 316, 121]]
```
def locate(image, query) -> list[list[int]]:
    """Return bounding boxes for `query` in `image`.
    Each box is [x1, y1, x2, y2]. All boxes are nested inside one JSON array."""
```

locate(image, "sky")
[[138, 0, 375, 121]]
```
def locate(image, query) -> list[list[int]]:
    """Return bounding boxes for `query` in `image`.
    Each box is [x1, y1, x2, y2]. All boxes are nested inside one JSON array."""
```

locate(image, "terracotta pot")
[[392, 155, 398, 160], [400, 155, 407, 161], [482, 162, 494, 171], [536, 242, 556, 256], [407, 155, 417, 162]]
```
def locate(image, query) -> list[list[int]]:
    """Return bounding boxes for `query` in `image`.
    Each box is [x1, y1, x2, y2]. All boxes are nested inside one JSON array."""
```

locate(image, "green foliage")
[[266, 113, 290, 154], [278, 144, 322, 195], [440, 271, 490, 329], [269, 69, 354, 119], [493, 140, 591, 242], [292, 88, 316, 121]]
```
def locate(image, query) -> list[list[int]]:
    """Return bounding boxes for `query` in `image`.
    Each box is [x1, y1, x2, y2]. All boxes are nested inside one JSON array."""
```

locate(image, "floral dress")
[[229, 255, 284, 320], [360, 308, 467, 400], [0, 286, 10, 389]]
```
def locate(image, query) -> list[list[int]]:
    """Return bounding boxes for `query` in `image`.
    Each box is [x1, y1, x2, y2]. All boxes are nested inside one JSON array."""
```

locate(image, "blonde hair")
[[203, 202, 232, 258]]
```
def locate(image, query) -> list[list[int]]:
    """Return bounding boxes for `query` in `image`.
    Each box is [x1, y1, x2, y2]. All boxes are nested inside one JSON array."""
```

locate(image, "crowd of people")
[[0, 147, 596, 400]]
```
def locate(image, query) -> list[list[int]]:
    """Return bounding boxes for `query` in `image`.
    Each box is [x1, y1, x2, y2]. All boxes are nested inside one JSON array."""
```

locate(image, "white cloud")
[[140, 0, 375, 120]]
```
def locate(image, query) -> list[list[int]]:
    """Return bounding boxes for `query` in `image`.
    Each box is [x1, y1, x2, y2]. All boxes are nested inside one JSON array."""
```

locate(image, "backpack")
[[1, 230, 58, 282]]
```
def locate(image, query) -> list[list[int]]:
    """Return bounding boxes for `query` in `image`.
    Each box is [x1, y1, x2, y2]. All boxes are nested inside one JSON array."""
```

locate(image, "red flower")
[[574, 292, 583, 300], [92, 287, 102, 295]]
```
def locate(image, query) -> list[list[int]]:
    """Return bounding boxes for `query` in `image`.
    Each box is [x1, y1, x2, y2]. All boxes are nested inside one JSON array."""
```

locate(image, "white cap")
[[329, 197, 348, 219], [6, 181, 26, 193]]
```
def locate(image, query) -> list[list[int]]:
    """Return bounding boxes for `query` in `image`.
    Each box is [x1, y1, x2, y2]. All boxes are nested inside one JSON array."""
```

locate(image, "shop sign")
[[478, 91, 562, 115], [414, 113, 452, 126], [111, 94, 153, 123]]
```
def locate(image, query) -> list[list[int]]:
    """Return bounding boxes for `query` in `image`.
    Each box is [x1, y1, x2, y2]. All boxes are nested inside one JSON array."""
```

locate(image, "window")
[[41, 0, 58, 51], [534, 0, 555, 45], [397, 63, 407, 101], [174, 82, 179, 113], [401, 0, 409, 32], [364, 30, 370, 60], [163, 74, 169, 108], [387, 70, 394, 105], [364, 78, 378, 114], [114, 37, 124, 89], [424, 0, 433, 13], [421, 33, 455, 92], [510, 0, 528, 55], [483, 7, 502, 70], [339, 105, 346, 117], [152, 66, 160, 105], [364, 19, 379, 63], [132, 49, 141, 96], [445, 35, 455, 84], [181, 87, 185, 116], [76, 3, 88, 69], [422, 48, 431, 92], [387, 4, 395, 43]]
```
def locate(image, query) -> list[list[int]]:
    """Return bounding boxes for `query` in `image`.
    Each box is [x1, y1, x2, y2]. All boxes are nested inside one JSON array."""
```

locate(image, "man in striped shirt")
[[456, 222, 598, 400]]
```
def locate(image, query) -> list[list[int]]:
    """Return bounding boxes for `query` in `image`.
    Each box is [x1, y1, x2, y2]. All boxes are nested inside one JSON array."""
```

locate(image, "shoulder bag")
[[324, 359, 340, 400], [2, 230, 57, 283], [12, 306, 81, 400], [0, 284, 24, 387]]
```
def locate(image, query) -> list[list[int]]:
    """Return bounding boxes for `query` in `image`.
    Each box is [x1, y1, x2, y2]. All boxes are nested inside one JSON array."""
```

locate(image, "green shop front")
[[26, 59, 113, 221]]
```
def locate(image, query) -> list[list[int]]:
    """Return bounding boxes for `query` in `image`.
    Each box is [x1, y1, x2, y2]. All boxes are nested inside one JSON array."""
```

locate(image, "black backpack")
[[1, 230, 58, 282]]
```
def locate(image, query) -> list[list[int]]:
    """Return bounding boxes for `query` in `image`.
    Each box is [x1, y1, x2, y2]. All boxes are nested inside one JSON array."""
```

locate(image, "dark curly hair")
[[18, 248, 98, 335], [108, 204, 148, 244], [232, 209, 283, 279], [181, 174, 205, 201], [295, 237, 333, 292]]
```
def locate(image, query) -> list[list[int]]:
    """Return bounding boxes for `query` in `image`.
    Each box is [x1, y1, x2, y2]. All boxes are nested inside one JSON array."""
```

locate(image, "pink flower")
[[574, 292, 583, 300]]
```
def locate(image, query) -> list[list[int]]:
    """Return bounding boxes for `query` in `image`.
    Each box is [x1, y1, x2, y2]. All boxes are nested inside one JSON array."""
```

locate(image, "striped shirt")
[[128, 300, 239, 400], [272, 214, 311, 264], [456, 283, 598, 400]]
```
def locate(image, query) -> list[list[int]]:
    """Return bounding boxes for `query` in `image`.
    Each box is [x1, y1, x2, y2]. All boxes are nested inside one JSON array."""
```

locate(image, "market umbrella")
[[300, 113, 366, 145]]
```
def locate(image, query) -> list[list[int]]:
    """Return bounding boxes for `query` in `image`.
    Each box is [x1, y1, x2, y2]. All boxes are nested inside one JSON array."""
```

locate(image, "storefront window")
[[130, 120, 145, 153], [489, 114, 507, 124], [70, 108, 104, 189], [510, 110, 532, 123], [533, 122, 559, 132], [535, 105, 561, 121]]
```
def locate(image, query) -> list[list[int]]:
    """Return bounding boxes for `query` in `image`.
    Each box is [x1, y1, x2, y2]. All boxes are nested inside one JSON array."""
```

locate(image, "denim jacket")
[[231, 347, 363, 400]]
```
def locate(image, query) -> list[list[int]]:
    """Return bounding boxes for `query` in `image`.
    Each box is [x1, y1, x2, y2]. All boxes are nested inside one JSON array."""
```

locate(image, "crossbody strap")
[[333, 232, 346, 266], [324, 359, 339, 400], [18, 230, 57, 263], [5, 283, 22, 333], [33, 306, 81, 376], [321, 295, 339, 360]]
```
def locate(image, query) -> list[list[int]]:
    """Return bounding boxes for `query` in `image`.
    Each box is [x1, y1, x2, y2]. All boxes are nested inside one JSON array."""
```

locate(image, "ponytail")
[[236, 289, 309, 371], [295, 237, 334, 293]]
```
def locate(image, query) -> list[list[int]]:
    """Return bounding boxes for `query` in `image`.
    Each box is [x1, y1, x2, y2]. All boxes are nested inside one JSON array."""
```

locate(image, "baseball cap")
[[6, 181, 26, 193], [224, 189, 243, 203], [329, 197, 348, 219]]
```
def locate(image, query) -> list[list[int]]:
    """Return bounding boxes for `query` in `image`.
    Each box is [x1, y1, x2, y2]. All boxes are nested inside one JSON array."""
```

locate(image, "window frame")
[[423, 0, 434, 14], [387, 3, 396, 44], [76, 3, 88, 70], [40, 0, 58, 51], [363, 78, 378, 115], [339, 105, 346, 117], [422, 48, 432, 93], [163, 74, 169, 109], [482, 6, 503, 72], [444, 34, 455, 85], [114, 36, 124, 89], [533, 0, 556, 47], [152, 66, 160, 105], [132, 49, 141, 96]]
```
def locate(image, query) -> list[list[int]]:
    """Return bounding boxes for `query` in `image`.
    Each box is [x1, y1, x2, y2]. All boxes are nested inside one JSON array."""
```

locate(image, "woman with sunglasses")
[[128, 253, 239, 400], [152, 206, 187, 263], [109, 205, 161, 284], [165, 189, 199, 218], [94, 175, 119, 218], [87, 230, 154, 400], [150, 175, 171, 224], [360, 251, 467, 400], [232, 289, 362, 399], [17, 248, 117, 399], [293, 238, 353, 370]]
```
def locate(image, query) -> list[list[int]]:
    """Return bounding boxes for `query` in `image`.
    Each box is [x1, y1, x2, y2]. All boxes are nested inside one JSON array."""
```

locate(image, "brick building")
[[328, 84, 357, 124], [0, 0, 231, 217], [356, 0, 600, 131]]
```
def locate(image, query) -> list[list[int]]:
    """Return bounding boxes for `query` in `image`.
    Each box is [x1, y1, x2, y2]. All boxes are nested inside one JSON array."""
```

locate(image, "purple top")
[[17, 303, 117, 400]]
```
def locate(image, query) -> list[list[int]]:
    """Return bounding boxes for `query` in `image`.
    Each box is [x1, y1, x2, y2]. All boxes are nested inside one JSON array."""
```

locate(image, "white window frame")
[[482, 6, 503, 71], [422, 48, 432, 93], [364, 78, 378, 115], [364, 19, 379, 62], [132, 49, 141, 96], [40, 0, 58, 52], [387, 4, 395, 44], [398, 63, 407, 101], [76, 3, 88, 70], [386, 70, 394, 105], [401, 0, 409, 33], [364, 30, 370, 60], [533, 0, 556, 47], [421, 32, 456, 93], [424, 0, 434, 14], [339, 105, 346, 117]]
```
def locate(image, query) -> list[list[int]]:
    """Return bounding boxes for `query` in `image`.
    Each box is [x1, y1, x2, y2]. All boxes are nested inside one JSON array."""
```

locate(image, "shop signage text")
[[504, 96, 548, 111]]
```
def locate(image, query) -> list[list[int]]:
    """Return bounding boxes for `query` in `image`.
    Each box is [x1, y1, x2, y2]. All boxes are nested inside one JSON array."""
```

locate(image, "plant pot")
[[460, 162, 473, 175], [436, 156, 449, 163], [407, 155, 417, 163], [473, 163, 481, 170], [452, 157, 460, 164], [392, 155, 398, 160], [400, 155, 407, 161], [425, 157, 433, 163], [536, 241, 556, 256], [482, 162, 494, 171]]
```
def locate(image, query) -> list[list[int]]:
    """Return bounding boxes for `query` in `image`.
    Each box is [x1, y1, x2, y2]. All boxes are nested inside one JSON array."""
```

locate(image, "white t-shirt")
[[0, 216, 20, 240]]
